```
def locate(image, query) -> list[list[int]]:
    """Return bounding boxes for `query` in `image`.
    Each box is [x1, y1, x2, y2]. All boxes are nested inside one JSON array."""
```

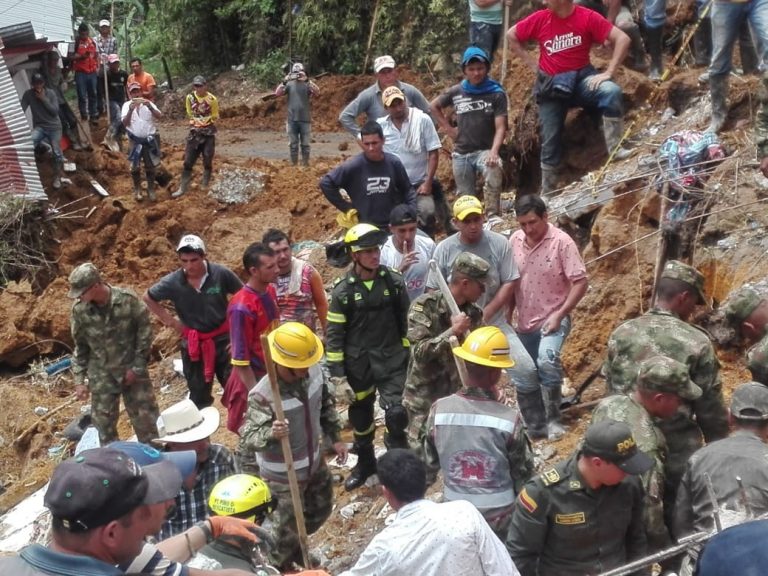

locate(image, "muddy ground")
[[1, 48, 768, 569]]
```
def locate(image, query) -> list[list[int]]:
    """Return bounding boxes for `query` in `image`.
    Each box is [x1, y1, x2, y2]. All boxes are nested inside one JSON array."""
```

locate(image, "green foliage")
[[248, 49, 288, 86]]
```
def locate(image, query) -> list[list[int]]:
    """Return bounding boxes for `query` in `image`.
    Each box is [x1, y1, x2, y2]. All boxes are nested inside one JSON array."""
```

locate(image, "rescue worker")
[[403, 252, 487, 452], [424, 326, 534, 539], [326, 223, 411, 490], [506, 420, 652, 576], [239, 322, 347, 569], [592, 356, 703, 553], [723, 286, 768, 385]]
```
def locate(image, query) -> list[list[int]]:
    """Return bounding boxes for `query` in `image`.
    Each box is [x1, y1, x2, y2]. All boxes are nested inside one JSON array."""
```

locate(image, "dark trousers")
[[183, 133, 216, 171], [181, 334, 233, 408]]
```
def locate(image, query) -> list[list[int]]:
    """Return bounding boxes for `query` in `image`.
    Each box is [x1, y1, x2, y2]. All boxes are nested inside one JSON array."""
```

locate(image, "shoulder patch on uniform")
[[555, 512, 586, 525], [569, 480, 582, 490], [411, 303, 424, 313], [518, 487, 537, 513], [333, 277, 343, 287], [540, 468, 561, 486]]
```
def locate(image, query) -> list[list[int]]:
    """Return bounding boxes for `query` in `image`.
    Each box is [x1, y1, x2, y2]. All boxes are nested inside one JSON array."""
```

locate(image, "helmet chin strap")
[[353, 255, 377, 274]]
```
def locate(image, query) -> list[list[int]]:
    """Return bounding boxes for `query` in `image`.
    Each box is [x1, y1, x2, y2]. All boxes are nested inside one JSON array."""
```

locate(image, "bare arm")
[[541, 277, 588, 335], [486, 114, 508, 166], [309, 268, 329, 334], [507, 25, 538, 73], [603, 0, 621, 23], [417, 149, 439, 195], [484, 281, 516, 323], [429, 96, 458, 141], [142, 290, 184, 334], [586, 26, 630, 89]]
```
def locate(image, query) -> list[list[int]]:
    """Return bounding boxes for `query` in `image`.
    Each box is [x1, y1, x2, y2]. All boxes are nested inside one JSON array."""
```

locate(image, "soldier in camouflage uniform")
[[424, 326, 533, 539], [603, 260, 728, 527], [239, 322, 347, 570], [759, 72, 768, 178], [69, 262, 159, 444], [674, 382, 768, 576], [723, 286, 768, 385], [592, 356, 703, 553], [403, 252, 487, 453], [506, 420, 652, 576]]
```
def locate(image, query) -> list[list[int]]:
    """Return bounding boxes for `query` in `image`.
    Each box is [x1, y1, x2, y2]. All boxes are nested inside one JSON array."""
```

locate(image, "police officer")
[[403, 252, 487, 452], [506, 420, 652, 576], [239, 322, 347, 569], [723, 287, 768, 385], [424, 326, 533, 539], [68, 262, 159, 444], [603, 260, 728, 525], [326, 223, 411, 490], [592, 356, 703, 553]]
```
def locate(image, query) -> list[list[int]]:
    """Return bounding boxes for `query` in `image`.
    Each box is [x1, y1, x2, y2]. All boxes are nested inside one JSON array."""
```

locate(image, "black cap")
[[389, 204, 418, 226], [582, 420, 654, 475], [31, 72, 45, 85]]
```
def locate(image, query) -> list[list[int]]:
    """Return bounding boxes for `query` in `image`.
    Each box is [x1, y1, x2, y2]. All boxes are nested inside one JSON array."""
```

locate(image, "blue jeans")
[[470, 21, 503, 62], [451, 149, 503, 206], [538, 73, 623, 167], [74, 71, 98, 120], [286, 120, 311, 163], [513, 316, 572, 393], [710, 0, 768, 78], [644, 0, 668, 28], [31, 126, 64, 165]]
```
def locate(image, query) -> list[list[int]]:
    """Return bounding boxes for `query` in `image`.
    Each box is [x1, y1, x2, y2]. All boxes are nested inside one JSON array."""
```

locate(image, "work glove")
[[335, 208, 359, 229], [208, 516, 260, 544], [329, 376, 356, 404]]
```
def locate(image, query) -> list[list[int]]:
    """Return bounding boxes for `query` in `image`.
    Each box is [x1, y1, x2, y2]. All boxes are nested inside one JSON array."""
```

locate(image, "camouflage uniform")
[[238, 366, 340, 569], [604, 308, 727, 521], [723, 286, 768, 385], [71, 285, 159, 444], [592, 396, 669, 550], [747, 336, 768, 385], [757, 71, 768, 161], [404, 295, 483, 452]]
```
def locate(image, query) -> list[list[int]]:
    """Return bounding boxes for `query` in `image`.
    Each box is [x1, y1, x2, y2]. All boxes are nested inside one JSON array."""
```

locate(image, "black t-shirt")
[[107, 69, 129, 104], [436, 85, 508, 154]]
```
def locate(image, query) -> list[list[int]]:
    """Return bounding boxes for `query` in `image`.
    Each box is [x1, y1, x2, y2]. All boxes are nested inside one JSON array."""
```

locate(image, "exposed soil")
[[2, 42, 768, 570]]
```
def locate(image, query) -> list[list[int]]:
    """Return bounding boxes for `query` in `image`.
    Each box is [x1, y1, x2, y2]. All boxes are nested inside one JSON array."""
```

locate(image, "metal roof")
[[0, 21, 37, 47], [0, 1, 74, 43]]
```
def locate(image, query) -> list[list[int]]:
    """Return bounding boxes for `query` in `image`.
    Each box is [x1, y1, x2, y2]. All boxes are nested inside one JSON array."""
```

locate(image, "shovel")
[[560, 366, 602, 409]]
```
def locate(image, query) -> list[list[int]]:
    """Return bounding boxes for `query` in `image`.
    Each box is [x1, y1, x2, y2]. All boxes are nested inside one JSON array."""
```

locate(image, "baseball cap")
[[68, 263, 101, 299], [453, 196, 484, 220], [127, 82, 142, 93], [44, 447, 181, 533], [696, 519, 768, 576], [451, 252, 490, 281], [374, 55, 396, 73], [389, 204, 417, 226], [636, 356, 702, 401], [291, 62, 304, 74], [730, 382, 768, 421], [661, 260, 706, 304], [176, 234, 206, 253], [461, 45, 490, 67], [107, 53, 120, 64], [110, 441, 197, 480], [582, 420, 653, 475], [382, 86, 405, 107], [99, 19, 110, 27], [31, 72, 45, 85], [723, 287, 763, 326], [192, 75, 206, 86]]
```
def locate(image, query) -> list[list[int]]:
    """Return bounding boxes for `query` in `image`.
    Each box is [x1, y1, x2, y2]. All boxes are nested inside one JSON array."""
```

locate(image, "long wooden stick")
[[651, 183, 669, 307], [501, 4, 511, 84], [362, 0, 382, 74], [260, 334, 310, 568], [14, 396, 77, 447]]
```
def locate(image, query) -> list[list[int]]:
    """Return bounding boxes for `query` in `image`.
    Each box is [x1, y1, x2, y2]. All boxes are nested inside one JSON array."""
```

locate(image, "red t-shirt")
[[514, 6, 613, 75]]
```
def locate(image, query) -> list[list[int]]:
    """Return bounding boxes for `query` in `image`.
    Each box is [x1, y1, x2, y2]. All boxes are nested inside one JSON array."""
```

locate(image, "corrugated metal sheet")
[[0, 37, 47, 201], [0, 0, 73, 43], [0, 21, 36, 47]]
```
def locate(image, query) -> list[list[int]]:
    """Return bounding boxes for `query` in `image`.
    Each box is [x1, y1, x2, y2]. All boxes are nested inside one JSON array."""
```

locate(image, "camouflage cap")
[[636, 356, 702, 401], [68, 263, 101, 299], [661, 260, 706, 304], [451, 252, 490, 281], [723, 287, 763, 326], [730, 382, 768, 421]]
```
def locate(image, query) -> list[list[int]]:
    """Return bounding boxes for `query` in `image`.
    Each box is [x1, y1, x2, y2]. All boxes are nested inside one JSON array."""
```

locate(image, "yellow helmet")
[[267, 322, 324, 368], [344, 223, 387, 252], [208, 474, 276, 523], [453, 326, 515, 368]]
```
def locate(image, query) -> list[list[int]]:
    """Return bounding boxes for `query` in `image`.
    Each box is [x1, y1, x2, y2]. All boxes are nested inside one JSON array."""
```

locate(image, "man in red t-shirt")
[[225, 242, 280, 434], [507, 0, 631, 193], [71, 22, 99, 124]]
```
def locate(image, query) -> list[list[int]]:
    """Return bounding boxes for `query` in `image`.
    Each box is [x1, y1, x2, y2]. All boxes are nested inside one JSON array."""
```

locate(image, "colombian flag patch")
[[519, 488, 538, 513]]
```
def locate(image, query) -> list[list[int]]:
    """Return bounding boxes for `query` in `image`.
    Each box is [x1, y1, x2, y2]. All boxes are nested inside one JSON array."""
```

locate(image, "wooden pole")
[[260, 334, 311, 568], [362, 0, 382, 74], [501, 4, 511, 84], [651, 183, 670, 307]]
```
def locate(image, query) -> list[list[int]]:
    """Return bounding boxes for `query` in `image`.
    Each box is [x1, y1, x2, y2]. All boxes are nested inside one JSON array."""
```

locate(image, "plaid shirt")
[[94, 35, 117, 67], [159, 443, 238, 540]]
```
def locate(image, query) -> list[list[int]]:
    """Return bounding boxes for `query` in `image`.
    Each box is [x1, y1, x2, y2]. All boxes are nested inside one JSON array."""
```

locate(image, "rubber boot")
[[146, 171, 157, 201], [625, 26, 649, 72], [345, 441, 377, 491], [707, 75, 728, 133], [301, 151, 310, 167], [540, 164, 558, 194], [693, 19, 712, 67], [516, 389, 548, 441], [132, 171, 143, 201], [201, 169, 212, 190], [542, 387, 567, 440], [737, 24, 759, 75], [290, 151, 299, 166], [602, 117, 633, 160], [646, 26, 664, 81], [172, 169, 192, 198], [383, 405, 409, 450], [52, 163, 62, 190]]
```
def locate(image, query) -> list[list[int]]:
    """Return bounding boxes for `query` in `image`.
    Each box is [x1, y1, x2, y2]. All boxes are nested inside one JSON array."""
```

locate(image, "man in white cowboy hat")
[[155, 399, 238, 540]]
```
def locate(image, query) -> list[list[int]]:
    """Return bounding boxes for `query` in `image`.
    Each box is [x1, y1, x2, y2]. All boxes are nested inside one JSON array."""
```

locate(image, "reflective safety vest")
[[433, 393, 521, 514], [253, 364, 323, 484]]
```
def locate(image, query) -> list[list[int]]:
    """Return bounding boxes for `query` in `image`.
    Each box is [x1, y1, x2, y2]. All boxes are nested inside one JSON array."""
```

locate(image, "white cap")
[[176, 234, 206, 253], [373, 55, 396, 73], [99, 19, 110, 27], [291, 62, 304, 74]]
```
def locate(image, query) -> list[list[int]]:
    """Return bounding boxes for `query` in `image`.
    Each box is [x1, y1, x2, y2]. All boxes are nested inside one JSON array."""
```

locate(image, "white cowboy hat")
[[155, 399, 220, 443]]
